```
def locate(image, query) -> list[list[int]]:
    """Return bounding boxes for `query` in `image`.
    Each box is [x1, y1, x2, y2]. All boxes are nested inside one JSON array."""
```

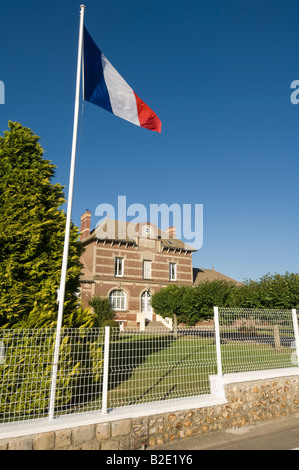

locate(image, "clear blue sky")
[[1, 0, 298, 283]]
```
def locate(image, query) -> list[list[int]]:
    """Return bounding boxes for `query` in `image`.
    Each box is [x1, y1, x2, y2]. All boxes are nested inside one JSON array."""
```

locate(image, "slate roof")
[[193, 267, 242, 286], [82, 218, 197, 252]]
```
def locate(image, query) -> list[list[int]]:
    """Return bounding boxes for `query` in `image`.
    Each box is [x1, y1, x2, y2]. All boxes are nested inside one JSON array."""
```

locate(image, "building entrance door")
[[141, 290, 152, 321]]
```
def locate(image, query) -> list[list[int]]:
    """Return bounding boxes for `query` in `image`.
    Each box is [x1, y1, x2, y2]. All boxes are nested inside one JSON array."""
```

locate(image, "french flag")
[[83, 27, 162, 133]]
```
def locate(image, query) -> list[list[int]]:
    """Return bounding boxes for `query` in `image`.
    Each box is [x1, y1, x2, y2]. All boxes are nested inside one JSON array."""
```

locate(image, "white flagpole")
[[49, 4, 86, 420]]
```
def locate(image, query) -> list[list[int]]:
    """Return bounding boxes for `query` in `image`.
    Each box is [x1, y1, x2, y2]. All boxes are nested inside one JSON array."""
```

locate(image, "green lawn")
[[105, 333, 296, 408], [1, 329, 296, 422], [221, 341, 295, 373]]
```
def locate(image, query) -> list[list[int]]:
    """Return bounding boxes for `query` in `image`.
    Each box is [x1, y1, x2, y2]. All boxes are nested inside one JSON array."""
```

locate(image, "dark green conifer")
[[0, 121, 83, 327]]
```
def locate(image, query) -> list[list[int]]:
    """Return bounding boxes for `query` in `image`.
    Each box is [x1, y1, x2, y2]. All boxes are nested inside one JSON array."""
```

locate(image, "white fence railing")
[[0, 308, 298, 424], [215, 307, 299, 374]]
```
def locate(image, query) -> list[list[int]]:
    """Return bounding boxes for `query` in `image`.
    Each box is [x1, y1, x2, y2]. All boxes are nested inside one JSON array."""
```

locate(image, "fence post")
[[214, 306, 223, 376], [49, 329, 62, 420], [101, 326, 110, 414], [292, 309, 299, 368]]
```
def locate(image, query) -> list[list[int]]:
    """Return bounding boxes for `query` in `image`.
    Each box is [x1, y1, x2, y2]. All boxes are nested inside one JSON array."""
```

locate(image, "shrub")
[[88, 296, 114, 327], [101, 320, 120, 340], [0, 328, 103, 422]]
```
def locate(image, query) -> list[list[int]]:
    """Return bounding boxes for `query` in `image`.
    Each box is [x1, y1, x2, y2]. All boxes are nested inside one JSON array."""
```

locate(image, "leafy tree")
[[0, 121, 83, 328], [189, 280, 236, 323], [88, 296, 114, 327], [151, 281, 234, 325], [231, 272, 299, 309], [151, 285, 191, 324], [229, 279, 262, 308], [152, 273, 299, 326]]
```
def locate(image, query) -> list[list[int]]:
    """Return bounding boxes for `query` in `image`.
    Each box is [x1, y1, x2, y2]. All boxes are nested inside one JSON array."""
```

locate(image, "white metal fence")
[[216, 307, 299, 374], [0, 308, 298, 425], [0, 328, 106, 423], [105, 326, 216, 411]]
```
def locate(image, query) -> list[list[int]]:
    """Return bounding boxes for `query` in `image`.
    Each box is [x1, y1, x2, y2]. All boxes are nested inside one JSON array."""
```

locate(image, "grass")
[[105, 333, 296, 408], [108, 336, 216, 407], [221, 341, 295, 373], [1, 328, 296, 422]]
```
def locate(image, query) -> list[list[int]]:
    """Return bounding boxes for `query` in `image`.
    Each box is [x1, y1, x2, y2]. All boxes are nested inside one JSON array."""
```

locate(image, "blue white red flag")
[[83, 27, 161, 133]]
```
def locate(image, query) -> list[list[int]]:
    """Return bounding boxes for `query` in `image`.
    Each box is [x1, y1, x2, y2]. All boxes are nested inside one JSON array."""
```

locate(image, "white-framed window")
[[114, 257, 124, 277], [109, 290, 126, 310], [169, 262, 177, 281], [143, 260, 151, 279]]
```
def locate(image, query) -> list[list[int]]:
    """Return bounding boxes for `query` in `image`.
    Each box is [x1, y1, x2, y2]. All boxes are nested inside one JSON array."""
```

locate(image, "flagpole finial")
[[80, 4, 86, 8]]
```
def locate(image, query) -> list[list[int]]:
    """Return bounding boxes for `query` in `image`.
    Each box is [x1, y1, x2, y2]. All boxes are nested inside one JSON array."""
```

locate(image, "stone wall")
[[1, 374, 298, 450]]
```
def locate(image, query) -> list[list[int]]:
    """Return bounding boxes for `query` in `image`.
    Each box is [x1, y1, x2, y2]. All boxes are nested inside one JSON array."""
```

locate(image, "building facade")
[[79, 211, 196, 328]]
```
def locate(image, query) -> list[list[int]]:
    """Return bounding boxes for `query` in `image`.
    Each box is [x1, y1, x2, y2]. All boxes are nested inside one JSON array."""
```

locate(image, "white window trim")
[[114, 257, 124, 277], [109, 290, 126, 311], [143, 260, 152, 279], [169, 262, 177, 281]]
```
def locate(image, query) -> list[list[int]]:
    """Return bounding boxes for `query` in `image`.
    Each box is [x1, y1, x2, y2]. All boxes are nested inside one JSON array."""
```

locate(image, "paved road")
[[150, 413, 299, 451]]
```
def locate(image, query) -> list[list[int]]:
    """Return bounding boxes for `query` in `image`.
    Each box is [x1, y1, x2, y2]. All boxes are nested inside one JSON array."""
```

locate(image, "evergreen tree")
[[0, 121, 83, 328]]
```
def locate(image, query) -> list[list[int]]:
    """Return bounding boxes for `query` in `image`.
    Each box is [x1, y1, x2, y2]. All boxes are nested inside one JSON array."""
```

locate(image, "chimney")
[[80, 210, 91, 240], [165, 226, 176, 239]]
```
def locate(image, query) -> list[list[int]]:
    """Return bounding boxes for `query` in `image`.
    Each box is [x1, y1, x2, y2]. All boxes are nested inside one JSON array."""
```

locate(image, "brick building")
[[79, 211, 196, 328]]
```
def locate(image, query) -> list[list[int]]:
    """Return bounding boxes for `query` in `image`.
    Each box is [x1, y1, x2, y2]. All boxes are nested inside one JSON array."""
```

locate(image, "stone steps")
[[145, 321, 170, 331]]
